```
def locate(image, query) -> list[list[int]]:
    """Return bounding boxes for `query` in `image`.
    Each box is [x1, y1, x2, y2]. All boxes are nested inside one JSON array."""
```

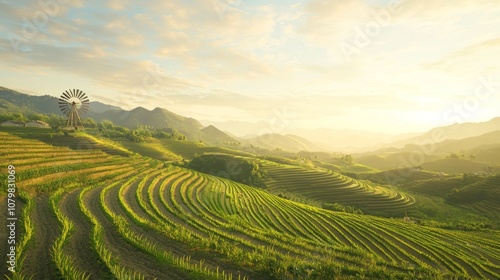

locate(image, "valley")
[[1, 121, 499, 279]]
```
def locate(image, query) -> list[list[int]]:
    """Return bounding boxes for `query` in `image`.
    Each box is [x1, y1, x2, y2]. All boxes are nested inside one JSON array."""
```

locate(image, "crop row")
[[261, 161, 416, 213], [3, 132, 499, 279]]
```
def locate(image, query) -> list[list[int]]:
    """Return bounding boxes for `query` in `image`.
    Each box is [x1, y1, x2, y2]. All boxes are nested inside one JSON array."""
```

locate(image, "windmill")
[[58, 89, 89, 130]]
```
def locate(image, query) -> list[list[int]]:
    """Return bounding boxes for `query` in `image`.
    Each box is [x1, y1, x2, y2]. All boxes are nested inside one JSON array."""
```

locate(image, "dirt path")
[[59, 189, 113, 280], [84, 185, 192, 280], [22, 195, 60, 280]]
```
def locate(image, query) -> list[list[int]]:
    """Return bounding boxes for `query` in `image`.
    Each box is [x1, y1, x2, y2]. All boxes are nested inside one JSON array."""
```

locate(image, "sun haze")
[[0, 0, 499, 134]]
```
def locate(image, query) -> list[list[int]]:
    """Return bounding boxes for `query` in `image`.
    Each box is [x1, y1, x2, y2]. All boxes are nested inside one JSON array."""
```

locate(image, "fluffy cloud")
[[1, 0, 499, 133]]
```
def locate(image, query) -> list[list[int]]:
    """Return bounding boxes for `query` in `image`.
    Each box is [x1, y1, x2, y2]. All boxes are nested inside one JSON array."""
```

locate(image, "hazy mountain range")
[[2, 86, 500, 155]]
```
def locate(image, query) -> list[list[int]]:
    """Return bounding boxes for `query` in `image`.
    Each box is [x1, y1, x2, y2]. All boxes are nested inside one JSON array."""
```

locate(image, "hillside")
[[243, 133, 322, 152], [421, 158, 492, 174], [0, 87, 61, 115], [356, 152, 441, 171], [0, 87, 239, 147], [88, 101, 122, 113], [473, 145, 500, 164], [356, 130, 500, 171], [200, 125, 240, 146], [259, 160, 416, 215], [93, 107, 203, 138], [1, 130, 499, 279], [432, 130, 500, 155], [369, 117, 500, 151]]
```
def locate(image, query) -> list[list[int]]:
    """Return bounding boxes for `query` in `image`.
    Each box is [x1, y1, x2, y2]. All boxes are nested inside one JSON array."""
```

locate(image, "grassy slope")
[[2, 129, 499, 279], [421, 158, 491, 174], [118, 138, 183, 161], [259, 160, 416, 215]]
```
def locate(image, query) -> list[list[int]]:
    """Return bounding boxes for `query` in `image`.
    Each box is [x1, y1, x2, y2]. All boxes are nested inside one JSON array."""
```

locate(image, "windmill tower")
[[58, 89, 89, 130]]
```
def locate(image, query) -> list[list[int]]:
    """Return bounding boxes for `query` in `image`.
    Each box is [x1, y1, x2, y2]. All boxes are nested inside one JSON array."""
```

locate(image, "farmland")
[[260, 160, 416, 215], [1, 130, 500, 279]]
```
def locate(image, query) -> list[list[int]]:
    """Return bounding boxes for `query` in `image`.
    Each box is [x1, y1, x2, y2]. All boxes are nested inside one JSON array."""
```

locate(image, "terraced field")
[[261, 161, 416, 214], [456, 175, 500, 220], [160, 139, 250, 160], [1, 131, 500, 279]]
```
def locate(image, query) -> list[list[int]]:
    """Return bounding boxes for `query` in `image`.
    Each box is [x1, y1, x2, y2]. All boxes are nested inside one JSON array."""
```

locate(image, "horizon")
[[1, 1, 499, 134]]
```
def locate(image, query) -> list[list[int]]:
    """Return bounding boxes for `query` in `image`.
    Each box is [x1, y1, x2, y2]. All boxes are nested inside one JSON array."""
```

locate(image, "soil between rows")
[[59, 188, 113, 279], [23, 195, 60, 280]]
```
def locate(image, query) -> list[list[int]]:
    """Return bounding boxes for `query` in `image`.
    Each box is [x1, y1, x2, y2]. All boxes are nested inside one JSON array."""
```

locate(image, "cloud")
[[1, 0, 499, 133], [423, 38, 500, 77], [108, 0, 127, 10], [395, 0, 500, 21], [299, 0, 371, 47]]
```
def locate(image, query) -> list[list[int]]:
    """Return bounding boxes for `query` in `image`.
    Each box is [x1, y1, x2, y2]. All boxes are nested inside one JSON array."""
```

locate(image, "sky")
[[0, 0, 499, 134]]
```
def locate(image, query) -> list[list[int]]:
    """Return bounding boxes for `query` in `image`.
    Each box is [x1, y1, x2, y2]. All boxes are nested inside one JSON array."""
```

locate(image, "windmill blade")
[[74, 89, 81, 99], [80, 101, 90, 109], [79, 94, 88, 103], [58, 103, 69, 110], [58, 88, 90, 122], [59, 107, 70, 114], [61, 91, 71, 100], [77, 89, 85, 100], [58, 98, 71, 113], [63, 90, 72, 100], [58, 98, 70, 104], [80, 104, 89, 112], [65, 89, 73, 98], [58, 104, 70, 111]]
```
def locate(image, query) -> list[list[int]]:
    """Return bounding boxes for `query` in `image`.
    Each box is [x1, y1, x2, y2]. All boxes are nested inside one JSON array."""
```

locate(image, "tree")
[[84, 118, 97, 128], [449, 153, 459, 159], [0, 113, 15, 122], [341, 154, 353, 164], [98, 120, 115, 130], [11, 112, 26, 121], [47, 114, 65, 128], [26, 113, 49, 122]]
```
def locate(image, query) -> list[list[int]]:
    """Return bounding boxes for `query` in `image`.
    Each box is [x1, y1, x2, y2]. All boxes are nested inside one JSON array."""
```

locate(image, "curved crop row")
[[261, 160, 416, 213]]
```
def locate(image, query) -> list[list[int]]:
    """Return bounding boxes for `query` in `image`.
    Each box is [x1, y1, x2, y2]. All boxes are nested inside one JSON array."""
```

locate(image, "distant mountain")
[[200, 119, 270, 137], [243, 133, 322, 152], [200, 125, 240, 146], [0, 86, 60, 115], [356, 130, 500, 170], [200, 119, 421, 152], [0, 87, 226, 145], [431, 130, 500, 155], [421, 158, 491, 174], [288, 128, 421, 152], [93, 106, 204, 139], [356, 153, 442, 171], [472, 144, 500, 164], [89, 101, 122, 113], [369, 117, 500, 152]]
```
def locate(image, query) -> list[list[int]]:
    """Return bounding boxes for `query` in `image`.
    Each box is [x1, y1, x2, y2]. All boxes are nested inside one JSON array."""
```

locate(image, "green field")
[[1, 131, 500, 279], [260, 160, 416, 215]]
